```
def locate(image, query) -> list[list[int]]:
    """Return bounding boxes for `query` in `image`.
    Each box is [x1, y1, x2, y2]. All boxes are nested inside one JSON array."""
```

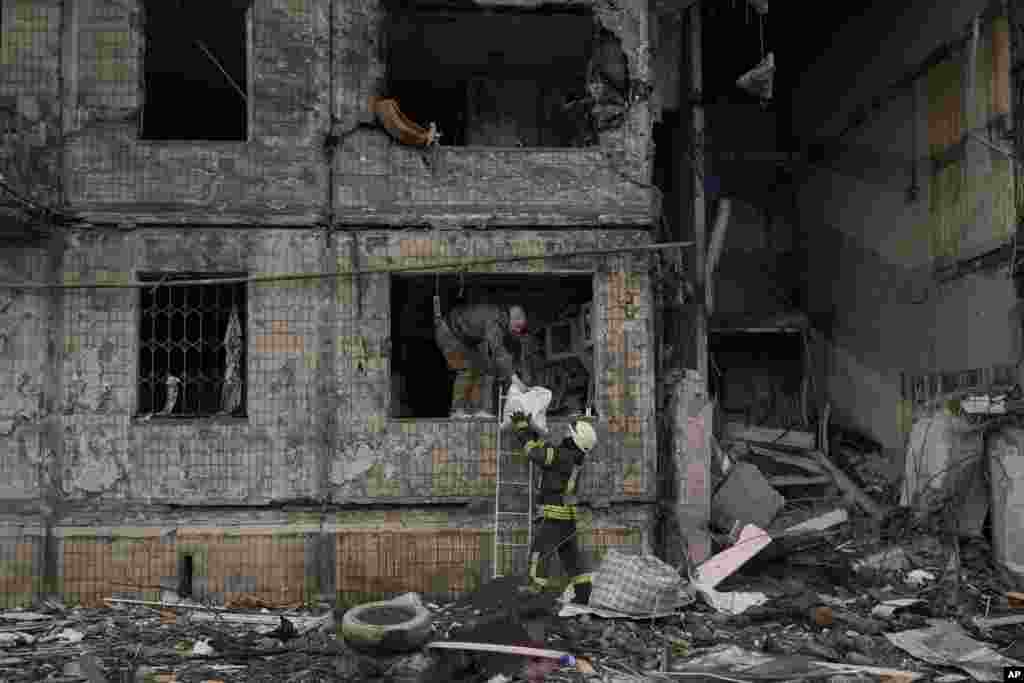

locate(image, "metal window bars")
[[492, 388, 534, 579], [137, 273, 247, 417]]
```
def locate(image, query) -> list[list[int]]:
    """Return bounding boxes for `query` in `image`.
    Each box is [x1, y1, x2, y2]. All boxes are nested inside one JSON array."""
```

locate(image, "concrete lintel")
[[0, 525, 46, 537]]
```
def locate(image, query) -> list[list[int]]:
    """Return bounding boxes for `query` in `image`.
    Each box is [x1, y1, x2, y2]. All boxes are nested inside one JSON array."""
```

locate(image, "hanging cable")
[[759, 13, 765, 58], [433, 272, 441, 320], [0, 240, 695, 290]]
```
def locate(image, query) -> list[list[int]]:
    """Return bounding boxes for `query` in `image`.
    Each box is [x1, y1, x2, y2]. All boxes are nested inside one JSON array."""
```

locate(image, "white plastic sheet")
[[500, 385, 553, 433]]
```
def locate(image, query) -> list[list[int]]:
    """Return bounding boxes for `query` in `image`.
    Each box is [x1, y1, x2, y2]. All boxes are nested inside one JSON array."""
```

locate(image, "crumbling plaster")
[[43, 227, 657, 509], [59, 0, 656, 226], [0, 0, 63, 206], [794, 0, 1013, 459], [67, 0, 330, 222], [0, 0, 663, 606]]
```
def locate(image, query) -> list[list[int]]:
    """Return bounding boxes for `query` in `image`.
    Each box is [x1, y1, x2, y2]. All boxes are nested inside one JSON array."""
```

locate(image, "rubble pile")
[[2, 410, 1024, 682], [1, 513, 1021, 683]]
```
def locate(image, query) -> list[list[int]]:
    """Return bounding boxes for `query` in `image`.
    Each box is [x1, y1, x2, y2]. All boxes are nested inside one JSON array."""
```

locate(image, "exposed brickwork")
[[51, 508, 649, 607], [0, 524, 44, 608]]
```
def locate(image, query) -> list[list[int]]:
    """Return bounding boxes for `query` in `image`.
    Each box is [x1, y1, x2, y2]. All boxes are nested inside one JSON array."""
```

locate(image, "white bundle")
[[501, 385, 553, 433]]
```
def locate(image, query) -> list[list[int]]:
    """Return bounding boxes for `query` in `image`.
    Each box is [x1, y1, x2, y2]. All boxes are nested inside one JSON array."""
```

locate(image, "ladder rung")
[[496, 511, 530, 516], [496, 543, 531, 548], [498, 481, 530, 486]]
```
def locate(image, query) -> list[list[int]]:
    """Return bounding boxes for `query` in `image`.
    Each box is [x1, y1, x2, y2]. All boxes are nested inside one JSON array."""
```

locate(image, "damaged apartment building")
[[0, 0, 677, 608], [4, 0, 1024, 613]]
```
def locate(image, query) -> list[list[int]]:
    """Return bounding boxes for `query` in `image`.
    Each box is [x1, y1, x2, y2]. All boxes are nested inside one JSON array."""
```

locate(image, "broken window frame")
[[382, 2, 602, 150], [138, 0, 254, 143], [388, 272, 596, 420], [135, 272, 248, 420]]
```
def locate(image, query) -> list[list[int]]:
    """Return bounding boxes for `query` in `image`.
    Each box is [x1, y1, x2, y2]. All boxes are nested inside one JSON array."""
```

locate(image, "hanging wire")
[[0, 241, 695, 290], [759, 13, 765, 58], [433, 272, 441, 319]]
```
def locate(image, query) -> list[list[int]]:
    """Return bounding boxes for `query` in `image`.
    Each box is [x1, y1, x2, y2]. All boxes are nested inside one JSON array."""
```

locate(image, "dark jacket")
[[445, 302, 518, 380], [511, 421, 584, 507]]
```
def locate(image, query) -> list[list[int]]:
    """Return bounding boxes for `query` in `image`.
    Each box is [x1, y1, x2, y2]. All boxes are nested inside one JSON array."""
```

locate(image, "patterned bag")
[[589, 550, 686, 614]]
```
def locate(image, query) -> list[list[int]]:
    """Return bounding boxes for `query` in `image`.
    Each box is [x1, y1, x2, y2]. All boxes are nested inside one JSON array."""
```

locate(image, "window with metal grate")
[[137, 273, 247, 418]]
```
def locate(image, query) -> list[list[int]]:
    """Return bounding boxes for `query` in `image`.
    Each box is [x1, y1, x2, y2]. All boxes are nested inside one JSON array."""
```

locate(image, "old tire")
[[341, 594, 432, 653]]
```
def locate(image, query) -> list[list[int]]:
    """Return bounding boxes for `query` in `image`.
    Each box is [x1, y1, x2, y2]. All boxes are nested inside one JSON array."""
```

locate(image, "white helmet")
[[569, 420, 597, 454]]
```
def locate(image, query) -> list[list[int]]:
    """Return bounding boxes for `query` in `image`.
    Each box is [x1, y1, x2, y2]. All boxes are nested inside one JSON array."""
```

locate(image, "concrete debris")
[[854, 547, 911, 574], [0, 631, 35, 647], [695, 523, 772, 590], [987, 427, 1024, 589], [871, 598, 925, 618], [711, 462, 784, 530], [696, 586, 769, 615], [784, 508, 849, 534], [904, 569, 936, 586], [886, 620, 1024, 682], [43, 628, 85, 644], [2, 519, 1023, 682]]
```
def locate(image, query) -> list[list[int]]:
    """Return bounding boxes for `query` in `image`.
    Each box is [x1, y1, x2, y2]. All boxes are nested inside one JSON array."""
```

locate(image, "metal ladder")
[[492, 388, 534, 579]]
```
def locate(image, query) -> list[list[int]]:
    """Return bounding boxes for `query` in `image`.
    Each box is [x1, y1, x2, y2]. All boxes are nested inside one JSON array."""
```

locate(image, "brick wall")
[[53, 509, 648, 607], [0, 520, 44, 608]]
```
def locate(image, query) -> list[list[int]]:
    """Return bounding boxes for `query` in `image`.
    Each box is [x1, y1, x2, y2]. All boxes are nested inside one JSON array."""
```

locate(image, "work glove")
[[510, 410, 531, 432]]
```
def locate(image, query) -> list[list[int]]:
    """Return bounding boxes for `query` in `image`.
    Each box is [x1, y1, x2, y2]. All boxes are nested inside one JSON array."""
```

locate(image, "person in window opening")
[[508, 410, 597, 602], [434, 301, 530, 419]]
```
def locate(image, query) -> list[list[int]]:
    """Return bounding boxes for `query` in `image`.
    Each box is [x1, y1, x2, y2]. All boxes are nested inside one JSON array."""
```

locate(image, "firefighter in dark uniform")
[[509, 411, 598, 602]]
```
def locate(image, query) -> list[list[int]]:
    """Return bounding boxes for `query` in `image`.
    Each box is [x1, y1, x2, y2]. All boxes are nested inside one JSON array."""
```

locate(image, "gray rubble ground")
[[0, 519, 1022, 683]]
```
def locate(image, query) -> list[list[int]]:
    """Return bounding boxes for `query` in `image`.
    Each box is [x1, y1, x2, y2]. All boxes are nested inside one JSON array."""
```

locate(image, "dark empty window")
[[138, 273, 247, 418], [391, 274, 593, 419], [141, 0, 250, 141], [385, 4, 597, 147]]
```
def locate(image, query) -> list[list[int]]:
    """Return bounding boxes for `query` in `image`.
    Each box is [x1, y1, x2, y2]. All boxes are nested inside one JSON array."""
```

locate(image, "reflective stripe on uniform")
[[570, 573, 593, 586], [524, 440, 545, 457], [542, 504, 577, 520], [529, 552, 549, 586], [565, 465, 580, 495], [545, 447, 555, 466]]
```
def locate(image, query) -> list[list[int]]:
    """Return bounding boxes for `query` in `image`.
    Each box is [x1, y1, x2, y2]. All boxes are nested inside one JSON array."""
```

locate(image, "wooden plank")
[[747, 445, 825, 473], [705, 199, 732, 315], [722, 422, 816, 450], [767, 475, 832, 487], [427, 641, 570, 660], [972, 613, 1024, 629], [807, 449, 886, 520]]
